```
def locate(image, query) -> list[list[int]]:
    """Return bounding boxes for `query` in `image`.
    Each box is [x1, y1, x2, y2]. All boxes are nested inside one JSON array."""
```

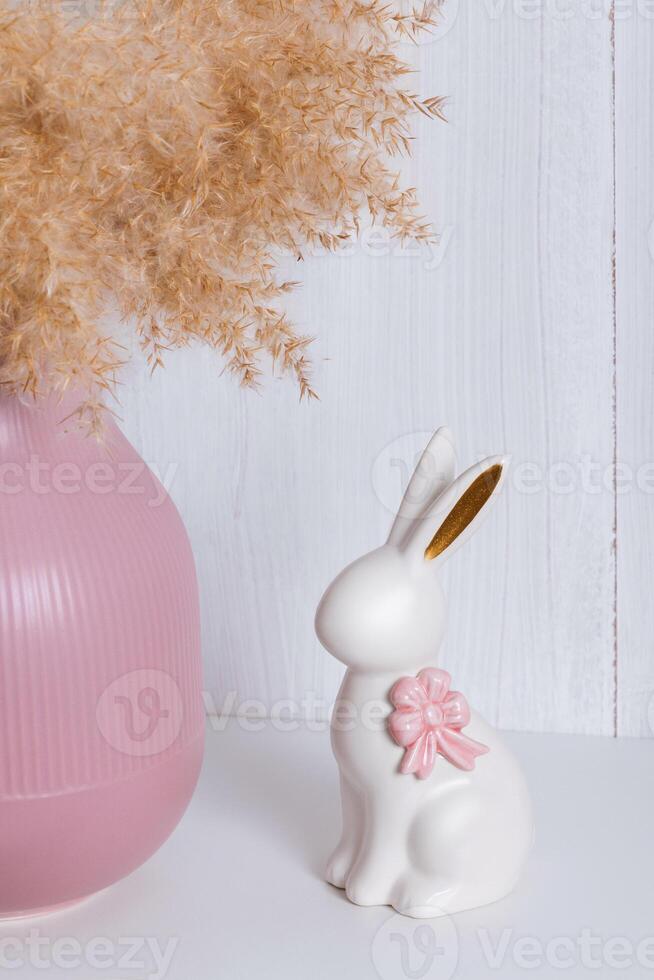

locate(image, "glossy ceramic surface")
[[316, 428, 533, 918]]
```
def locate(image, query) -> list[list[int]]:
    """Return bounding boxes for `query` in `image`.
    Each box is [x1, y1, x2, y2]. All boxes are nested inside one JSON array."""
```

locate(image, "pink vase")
[[0, 392, 205, 918]]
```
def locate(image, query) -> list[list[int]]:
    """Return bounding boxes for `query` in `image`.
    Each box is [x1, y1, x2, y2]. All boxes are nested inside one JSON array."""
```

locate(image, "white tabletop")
[[2, 720, 653, 980]]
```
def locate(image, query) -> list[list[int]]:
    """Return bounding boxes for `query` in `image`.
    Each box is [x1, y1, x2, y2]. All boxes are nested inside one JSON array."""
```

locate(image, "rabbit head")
[[315, 428, 506, 672]]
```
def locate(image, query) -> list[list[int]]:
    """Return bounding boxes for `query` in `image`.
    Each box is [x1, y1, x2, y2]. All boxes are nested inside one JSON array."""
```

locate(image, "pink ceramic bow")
[[388, 668, 489, 779]]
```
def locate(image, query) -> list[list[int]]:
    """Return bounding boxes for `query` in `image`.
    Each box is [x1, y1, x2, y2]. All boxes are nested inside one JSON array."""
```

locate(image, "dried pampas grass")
[[0, 0, 443, 430]]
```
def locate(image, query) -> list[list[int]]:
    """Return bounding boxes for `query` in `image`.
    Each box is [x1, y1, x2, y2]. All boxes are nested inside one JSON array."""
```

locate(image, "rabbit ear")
[[387, 427, 457, 547], [402, 455, 506, 565]]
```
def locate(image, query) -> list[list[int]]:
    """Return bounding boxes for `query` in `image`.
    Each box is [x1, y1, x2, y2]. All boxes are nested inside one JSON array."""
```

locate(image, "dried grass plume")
[[0, 0, 443, 430]]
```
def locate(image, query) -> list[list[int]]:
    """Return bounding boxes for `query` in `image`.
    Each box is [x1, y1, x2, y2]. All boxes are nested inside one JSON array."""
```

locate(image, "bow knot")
[[388, 667, 489, 779]]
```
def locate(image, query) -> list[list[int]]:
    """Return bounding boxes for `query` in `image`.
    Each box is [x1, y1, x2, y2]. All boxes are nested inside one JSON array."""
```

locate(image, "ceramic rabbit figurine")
[[315, 428, 533, 918]]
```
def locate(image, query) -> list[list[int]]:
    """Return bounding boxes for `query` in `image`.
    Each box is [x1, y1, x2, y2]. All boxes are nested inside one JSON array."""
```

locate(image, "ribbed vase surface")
[[0, 392, 205, 917]]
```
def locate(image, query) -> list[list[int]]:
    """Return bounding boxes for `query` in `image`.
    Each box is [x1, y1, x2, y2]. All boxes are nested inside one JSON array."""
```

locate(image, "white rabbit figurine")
[[315, 428, 533, 918]]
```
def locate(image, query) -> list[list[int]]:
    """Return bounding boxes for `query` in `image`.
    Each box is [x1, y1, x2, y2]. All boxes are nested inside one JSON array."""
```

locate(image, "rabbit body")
[[327, 666, 532, 917], [315, 430, 534, 918]]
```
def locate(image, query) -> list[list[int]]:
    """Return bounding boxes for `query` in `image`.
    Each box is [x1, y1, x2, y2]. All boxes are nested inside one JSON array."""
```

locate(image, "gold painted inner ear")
[[425, 464, 503, 560]]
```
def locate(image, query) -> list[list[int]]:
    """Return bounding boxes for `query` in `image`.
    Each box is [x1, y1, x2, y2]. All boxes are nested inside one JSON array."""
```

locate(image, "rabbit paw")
[[345, 867, 393, 908], [325, 846, 355, 890], [390, 873, 453, 919]]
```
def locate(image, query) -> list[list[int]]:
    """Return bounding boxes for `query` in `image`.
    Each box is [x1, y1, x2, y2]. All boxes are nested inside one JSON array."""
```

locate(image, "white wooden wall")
[[117, 1, 653, 737], [616, 8, 654, 737]]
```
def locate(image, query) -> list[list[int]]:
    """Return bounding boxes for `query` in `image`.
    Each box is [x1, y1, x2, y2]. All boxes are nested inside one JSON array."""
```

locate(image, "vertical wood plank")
[[615, 7, 654, 736], [117, 3, 616, 734]]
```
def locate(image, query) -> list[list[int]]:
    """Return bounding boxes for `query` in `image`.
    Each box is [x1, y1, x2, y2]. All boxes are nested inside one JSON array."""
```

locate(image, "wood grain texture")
[[117, 4, 617, 735], [615, 10, 654, 737]]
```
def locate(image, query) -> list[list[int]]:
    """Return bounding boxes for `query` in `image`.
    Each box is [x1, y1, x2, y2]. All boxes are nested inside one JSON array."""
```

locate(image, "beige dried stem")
[[0, 0, 444, 431]]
